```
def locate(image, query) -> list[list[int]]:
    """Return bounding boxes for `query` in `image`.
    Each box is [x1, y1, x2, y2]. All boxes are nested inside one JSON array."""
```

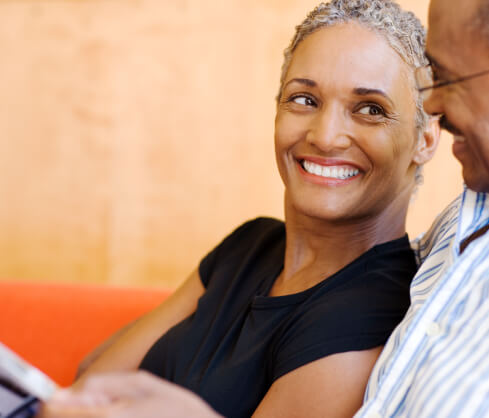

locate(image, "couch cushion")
[[0, 281, 170, 386]]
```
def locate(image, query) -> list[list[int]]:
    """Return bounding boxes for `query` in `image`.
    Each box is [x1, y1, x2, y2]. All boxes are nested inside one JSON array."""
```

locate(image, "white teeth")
[[302, 161, 359, 179]]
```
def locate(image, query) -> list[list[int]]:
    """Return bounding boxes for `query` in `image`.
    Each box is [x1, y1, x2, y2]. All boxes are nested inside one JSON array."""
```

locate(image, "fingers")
[[40, 372, 222, 418], [42, 372, 181, 412], [78, 371, 199, 402], [49, 388, 112, 406], [78, 371, 157, 401], [37, 401, 121, 418]]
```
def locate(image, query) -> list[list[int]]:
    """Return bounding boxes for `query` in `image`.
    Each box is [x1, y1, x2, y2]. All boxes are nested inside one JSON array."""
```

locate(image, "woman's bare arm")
[[252, 346, 383, 418], [76, 269, 205, 384], [76, 321, 137, 378]]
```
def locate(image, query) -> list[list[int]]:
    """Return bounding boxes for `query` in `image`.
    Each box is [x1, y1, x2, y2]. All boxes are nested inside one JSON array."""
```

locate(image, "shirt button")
[[368, 412, 382, 418], [426, 322, 442, 337]]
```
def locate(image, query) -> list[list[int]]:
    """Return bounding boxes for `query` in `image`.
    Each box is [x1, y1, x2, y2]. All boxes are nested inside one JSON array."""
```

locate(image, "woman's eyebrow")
[[353, 87, 394, 107], [283, 78, 317, 89]]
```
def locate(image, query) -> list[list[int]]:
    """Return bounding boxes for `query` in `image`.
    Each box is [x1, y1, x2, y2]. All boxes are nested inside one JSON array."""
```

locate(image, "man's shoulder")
[[423, 193, 463, 241], [412, 193, 463, 266]]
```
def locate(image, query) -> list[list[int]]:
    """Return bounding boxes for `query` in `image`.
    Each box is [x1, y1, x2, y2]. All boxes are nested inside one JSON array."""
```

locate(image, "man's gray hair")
[[277, 0, 429, 136]]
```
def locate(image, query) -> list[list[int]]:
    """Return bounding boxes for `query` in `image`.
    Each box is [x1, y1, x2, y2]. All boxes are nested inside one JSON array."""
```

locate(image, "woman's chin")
[[289, 199, 361, 224]]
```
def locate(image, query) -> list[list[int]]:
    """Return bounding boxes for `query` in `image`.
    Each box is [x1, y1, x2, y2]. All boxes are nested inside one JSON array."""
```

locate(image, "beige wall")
[[0, 0, 461, 288]]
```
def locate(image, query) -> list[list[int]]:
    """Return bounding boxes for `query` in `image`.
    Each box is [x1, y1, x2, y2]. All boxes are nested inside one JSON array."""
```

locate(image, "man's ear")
[[413, 116, 441, 165]]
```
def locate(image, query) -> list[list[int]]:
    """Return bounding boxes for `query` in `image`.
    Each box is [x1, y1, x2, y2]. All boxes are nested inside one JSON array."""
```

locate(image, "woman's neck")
[[270, 197, 408, 296]]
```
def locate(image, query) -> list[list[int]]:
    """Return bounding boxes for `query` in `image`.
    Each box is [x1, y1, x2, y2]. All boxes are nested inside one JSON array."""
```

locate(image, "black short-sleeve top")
[[140, 218, 417, 418]]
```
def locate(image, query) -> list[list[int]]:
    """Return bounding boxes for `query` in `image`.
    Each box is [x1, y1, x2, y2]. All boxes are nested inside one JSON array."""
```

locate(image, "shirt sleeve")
[[270, 271, 411, 382], [199, 217, 283, 288]]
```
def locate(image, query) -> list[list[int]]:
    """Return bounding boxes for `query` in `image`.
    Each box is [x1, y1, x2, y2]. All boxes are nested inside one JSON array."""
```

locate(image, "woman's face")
[[275, 23, 421, 223]]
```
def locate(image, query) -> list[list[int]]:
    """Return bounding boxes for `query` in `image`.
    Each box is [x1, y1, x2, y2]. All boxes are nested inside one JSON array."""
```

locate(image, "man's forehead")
[[429, 0, 479, 32], [427, 0, 482, 63]]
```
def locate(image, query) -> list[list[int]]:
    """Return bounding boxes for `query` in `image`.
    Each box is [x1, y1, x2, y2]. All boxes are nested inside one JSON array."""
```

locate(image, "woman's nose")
[[306, 104, 352, 151]]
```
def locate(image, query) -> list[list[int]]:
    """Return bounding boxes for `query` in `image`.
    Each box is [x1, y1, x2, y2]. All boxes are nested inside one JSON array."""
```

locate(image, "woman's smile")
[[298, 158, 361, 185]]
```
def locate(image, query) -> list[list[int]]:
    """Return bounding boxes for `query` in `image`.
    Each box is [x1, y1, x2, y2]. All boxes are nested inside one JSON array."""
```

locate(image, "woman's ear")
[[412, 116, 441, 165]]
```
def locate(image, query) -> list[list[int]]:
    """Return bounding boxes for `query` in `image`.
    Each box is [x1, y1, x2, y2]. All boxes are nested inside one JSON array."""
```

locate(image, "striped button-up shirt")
[[356, 187, 489, 417]]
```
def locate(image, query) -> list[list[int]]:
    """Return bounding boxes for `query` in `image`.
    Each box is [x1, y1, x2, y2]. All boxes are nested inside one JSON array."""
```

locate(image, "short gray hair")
[[277, 0, 429, 136]]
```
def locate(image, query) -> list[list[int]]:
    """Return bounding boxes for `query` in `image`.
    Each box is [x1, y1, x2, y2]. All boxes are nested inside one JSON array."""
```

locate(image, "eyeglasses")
[[415, 64, 489, 100]]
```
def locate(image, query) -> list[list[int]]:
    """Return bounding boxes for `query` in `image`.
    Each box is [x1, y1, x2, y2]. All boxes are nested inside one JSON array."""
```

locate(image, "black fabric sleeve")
[[198, 217, 283, 288], [271, 271, 410, 382]]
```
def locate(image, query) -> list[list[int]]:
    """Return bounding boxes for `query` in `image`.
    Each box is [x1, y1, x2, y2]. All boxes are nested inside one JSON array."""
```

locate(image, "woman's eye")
[[357, 104, 385, 116], [290, 96, 316, 107]]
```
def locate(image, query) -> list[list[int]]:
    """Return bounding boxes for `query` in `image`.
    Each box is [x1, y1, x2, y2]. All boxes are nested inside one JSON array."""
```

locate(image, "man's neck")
[[459, 223, 489, 254]]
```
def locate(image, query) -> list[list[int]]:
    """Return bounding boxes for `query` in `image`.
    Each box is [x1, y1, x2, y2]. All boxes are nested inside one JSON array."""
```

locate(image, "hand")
[[38, 371, 222, 418]]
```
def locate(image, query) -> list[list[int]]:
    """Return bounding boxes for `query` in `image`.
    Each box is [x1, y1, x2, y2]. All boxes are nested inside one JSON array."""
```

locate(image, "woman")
[[45, 1, 439, 417]]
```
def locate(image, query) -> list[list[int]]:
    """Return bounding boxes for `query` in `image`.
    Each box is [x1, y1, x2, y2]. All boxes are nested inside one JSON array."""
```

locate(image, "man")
[[356, 0, 489, 415], [41, 0, 489, 416]]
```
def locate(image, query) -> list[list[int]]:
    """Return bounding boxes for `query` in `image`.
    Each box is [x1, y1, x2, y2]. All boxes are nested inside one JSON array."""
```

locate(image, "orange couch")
[[0, 281, 170, 386]]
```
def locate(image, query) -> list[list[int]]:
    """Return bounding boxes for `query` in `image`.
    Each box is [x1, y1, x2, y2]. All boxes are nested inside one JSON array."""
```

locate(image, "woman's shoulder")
[[325, 236, 416, 315], [271, 289, 397, 382], [271, 239, 416, 381], [199, 217, 285, 288], [364, 234, 417, 283], [233, 216, 284, 235], [271, 262, 411, 382], [213, 217, 284, 252]]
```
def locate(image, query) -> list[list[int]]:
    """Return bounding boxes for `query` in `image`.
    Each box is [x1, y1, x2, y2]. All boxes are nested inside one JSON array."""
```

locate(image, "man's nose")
[[423, 88, 444, 117], [306, 104, 352, 151]]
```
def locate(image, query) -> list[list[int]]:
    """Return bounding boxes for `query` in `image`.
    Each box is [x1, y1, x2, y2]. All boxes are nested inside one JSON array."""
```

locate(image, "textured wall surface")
[[0, 0, 461, 287]]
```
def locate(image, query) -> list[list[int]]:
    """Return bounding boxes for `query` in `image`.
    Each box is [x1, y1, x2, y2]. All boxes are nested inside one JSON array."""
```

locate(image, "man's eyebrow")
[[353, 87, 394, 106], [283, 78, 317, 90]]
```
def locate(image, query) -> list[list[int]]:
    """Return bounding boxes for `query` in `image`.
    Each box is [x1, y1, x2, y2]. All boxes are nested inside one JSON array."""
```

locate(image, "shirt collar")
[[454, 185, 489, 257]]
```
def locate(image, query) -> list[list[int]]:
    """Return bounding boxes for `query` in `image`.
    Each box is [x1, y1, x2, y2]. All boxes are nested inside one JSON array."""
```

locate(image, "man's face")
[[425, 0, 489, 192]]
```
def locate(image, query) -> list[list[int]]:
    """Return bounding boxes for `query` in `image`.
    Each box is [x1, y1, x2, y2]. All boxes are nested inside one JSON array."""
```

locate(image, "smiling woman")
[[43, 1, 440, 418], [275, 22, 426, 228]]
